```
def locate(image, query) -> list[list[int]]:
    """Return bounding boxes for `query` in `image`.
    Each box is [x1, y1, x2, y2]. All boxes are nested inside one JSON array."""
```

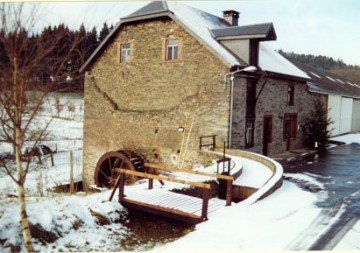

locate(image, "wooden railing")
[[199, 135, 217, 150], [110, 163, 234, 221], [144, 163, 234, 206], [114, 168, 211, 221]]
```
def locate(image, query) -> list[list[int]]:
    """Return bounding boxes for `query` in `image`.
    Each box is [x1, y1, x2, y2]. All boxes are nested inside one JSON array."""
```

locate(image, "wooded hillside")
[[278, 49, 360, 83], [0, 22, 113, 92]]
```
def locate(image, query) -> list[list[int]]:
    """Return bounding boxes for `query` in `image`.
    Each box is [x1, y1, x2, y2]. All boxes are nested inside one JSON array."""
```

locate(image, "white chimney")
[[223, 10, 240, 26]]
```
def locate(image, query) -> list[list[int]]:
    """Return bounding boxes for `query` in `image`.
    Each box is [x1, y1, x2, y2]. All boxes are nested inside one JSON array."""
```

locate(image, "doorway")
[[263, 115, 273, 156]]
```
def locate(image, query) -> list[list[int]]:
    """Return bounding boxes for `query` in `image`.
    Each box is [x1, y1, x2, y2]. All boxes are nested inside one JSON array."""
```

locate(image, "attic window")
[[166, 38, 179, 61], [120, 43, 131, 63]]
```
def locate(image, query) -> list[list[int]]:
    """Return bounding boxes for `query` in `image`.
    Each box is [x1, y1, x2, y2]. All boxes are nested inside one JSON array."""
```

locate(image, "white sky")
[[30, 0, 360, 66]]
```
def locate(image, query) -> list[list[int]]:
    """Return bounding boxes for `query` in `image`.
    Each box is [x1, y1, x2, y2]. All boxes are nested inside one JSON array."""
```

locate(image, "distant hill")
[[278, 50, 360, 83]]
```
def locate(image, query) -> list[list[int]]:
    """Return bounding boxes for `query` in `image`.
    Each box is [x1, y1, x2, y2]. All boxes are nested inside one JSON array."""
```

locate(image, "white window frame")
[[120, 43, 131, 63], [166, 38, 179, 61]]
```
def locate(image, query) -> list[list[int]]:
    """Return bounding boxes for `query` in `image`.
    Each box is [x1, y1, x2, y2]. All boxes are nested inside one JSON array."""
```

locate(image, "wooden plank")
[[122, 198, 202, 220], [115, 168, 211, 189], [144, 163, 234, 181], [127, 190, 168, 203]]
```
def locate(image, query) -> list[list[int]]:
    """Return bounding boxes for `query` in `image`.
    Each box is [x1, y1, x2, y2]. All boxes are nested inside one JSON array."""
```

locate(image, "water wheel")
[[94, 150, 147, 188]]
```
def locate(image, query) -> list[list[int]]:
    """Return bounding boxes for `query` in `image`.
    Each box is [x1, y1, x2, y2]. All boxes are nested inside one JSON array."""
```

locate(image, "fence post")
[[226, 180, 232, 206], [201, 188, 209, 220], [148, 178, 154, 189], [70, 151, 74, 194]]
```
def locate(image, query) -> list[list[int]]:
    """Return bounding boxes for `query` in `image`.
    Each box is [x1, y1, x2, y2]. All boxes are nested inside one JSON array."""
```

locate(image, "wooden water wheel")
[[94, 150, 147, 188]]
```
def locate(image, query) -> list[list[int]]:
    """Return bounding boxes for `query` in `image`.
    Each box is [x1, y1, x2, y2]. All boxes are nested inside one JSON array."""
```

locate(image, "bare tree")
[[0, 3, 84, 251]]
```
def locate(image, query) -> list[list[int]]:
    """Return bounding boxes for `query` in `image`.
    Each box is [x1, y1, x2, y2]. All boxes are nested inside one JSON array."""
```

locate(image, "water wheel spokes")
[[94, 151, 141, 188]]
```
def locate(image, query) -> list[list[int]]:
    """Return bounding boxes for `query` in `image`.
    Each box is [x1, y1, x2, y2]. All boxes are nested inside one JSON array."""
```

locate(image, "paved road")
[[286, 143, 360, 250]]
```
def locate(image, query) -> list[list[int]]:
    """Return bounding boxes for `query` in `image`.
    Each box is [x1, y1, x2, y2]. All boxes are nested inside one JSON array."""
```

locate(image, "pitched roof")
[[211, 23, 276, 41], [80, 1, 308, 79], [292, 62, 360, 98], [127, 1, 168, 17]]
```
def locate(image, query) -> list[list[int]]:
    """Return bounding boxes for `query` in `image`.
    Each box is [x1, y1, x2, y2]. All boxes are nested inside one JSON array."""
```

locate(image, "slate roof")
[[292, 62, 360, 99], [211, 23, 276, 41], [80, 1, 308, 79], [127, 1, 168, 17]]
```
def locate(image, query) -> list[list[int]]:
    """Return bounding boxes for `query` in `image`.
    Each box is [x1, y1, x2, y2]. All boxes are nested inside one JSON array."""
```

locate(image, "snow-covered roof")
[[80, 1, 308, 80], [259, 44, 310, 79]]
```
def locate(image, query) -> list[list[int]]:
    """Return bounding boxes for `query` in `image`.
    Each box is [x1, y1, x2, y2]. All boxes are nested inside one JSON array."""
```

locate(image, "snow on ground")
[[1, 92, 358, 251], [330, 133, 360, 144], [233, 157, 272, 188], [0, 92, 83, 199], [334, 220, 360, 250], [152, 180, 320, 252], [330, 133, 360, 250]]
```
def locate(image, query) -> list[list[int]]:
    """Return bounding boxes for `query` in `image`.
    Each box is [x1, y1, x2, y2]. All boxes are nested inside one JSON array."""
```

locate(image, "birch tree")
[[0, 3, 84, 251]]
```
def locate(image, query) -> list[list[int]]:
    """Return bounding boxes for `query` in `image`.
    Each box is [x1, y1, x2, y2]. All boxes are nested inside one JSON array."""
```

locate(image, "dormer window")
[[120, 42, 131, 63], [166, 38, 179, 61]]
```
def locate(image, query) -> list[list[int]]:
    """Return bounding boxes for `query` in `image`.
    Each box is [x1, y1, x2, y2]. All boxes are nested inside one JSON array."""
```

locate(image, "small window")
[[287, 85, 295, 106], [166, 38, 179, 61], [245, 119, 255, 148], [120, 43, 131, 63], [283, 113, 297, 139]]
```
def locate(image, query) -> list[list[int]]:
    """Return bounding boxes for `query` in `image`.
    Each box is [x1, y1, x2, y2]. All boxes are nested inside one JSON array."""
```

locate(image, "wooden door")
[[263, 115, 272, 156]]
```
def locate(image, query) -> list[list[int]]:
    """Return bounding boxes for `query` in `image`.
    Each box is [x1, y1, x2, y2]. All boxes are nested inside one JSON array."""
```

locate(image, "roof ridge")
[[161, 0, 169, 11]]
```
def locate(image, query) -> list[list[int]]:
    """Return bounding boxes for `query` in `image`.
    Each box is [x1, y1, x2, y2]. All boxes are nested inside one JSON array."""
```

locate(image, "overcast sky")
[[34, 0, 360, 66]]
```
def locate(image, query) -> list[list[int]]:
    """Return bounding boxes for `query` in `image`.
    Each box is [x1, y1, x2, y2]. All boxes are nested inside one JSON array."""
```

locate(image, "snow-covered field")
[[0, 93, 359, 252]]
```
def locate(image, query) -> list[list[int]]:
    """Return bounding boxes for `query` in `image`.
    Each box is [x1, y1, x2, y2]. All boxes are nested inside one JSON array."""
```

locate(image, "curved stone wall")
[[216, 148, 283, 203]]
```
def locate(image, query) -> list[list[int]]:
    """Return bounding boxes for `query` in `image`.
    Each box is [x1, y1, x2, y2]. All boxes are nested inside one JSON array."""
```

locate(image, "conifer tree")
[[303, 99, 333, 151]]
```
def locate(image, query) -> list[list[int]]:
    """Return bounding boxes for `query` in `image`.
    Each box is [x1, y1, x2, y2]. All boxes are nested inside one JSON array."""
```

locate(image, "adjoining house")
[[293, 62, 360, 136], [80, 1, 320, 187]]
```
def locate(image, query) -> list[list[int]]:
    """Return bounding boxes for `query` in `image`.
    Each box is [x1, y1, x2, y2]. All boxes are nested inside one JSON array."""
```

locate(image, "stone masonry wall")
[[231, 76, 324, 156], [83, 18, 230, 186]]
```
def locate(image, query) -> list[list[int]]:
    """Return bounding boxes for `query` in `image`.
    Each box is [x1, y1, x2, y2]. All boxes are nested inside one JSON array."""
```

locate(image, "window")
[[245, 119, 255, 148], [283, 113, 297, 139], [287, 85, 295, 106], [166, 38, 179, 61], [120, 43, 131, 63]]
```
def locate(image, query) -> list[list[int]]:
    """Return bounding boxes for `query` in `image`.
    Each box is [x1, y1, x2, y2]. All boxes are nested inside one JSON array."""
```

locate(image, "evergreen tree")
[[303, 100, 333, 152], [99, 22, 110, 42]]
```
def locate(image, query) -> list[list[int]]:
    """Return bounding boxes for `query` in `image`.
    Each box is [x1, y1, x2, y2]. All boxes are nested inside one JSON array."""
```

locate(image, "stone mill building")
[[80, 1, 319, 187]]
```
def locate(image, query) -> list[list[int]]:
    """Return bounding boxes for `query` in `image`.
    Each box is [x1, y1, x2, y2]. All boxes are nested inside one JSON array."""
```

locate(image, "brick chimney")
[[223, 10, 240, 26]]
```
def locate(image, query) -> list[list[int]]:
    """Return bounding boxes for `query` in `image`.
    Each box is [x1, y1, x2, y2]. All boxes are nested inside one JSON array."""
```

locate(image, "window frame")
[[287, 85, 295, 106], [119, 42, 131, 63], [164, 37, 180, 61], [245, 118, 255, 148]]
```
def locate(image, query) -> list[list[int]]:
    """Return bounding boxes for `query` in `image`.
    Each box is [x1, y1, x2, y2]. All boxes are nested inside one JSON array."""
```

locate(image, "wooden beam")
[[118, 172, 125, 202], [115, 168, 212, 189], [108, 175, 121, 201], [144, 163, 234, 181]]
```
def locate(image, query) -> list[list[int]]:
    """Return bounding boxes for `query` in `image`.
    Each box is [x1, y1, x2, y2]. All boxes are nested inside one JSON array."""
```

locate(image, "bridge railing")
[[114, 168, 211, 221]]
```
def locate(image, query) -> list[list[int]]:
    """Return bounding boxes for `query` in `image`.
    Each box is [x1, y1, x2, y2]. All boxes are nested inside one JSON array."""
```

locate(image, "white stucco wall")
[[340, 97, 353, 134], [327, 95, 341, 136], [351, 99, 360, 132]]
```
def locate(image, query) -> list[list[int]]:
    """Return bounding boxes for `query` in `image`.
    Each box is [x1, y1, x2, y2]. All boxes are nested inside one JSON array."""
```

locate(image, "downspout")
[[224, 66, 257, 148]]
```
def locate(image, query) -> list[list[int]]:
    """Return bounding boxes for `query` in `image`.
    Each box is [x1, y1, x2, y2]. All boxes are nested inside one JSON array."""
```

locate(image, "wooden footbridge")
[[109, 162, 235, 224]]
